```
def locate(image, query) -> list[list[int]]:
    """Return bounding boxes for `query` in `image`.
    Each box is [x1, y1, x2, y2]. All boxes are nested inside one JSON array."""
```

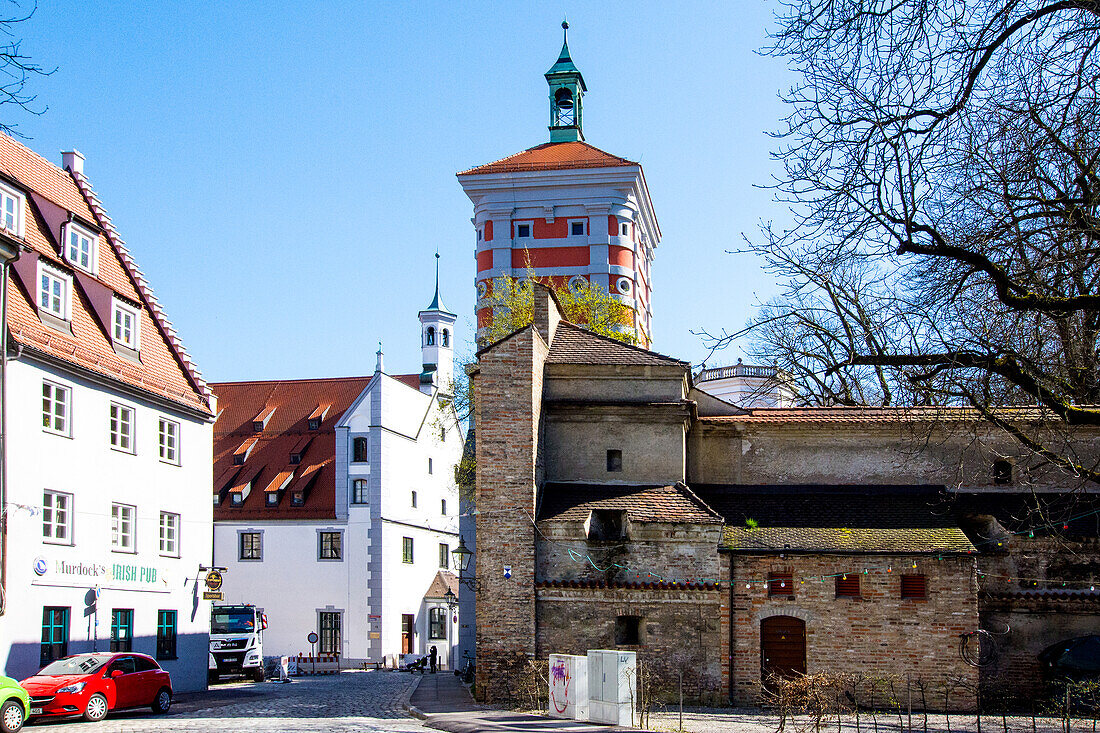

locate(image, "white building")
[[0, 137, 216, 692], [210, 277, 463, 668], [694, 360, 796, 408]]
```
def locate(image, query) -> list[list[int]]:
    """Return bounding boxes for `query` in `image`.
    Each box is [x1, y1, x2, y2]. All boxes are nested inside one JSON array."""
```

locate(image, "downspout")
[[0, 256, 13, 616]]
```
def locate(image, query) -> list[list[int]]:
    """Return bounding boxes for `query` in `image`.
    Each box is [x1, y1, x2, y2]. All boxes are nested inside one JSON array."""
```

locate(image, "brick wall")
[[536, 585, 726, 704], [473, 325, 549, 702], [729, 554, 979, 710]]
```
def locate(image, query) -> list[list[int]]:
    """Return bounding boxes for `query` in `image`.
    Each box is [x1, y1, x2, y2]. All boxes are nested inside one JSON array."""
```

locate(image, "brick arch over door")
[[760, 615, 806, 688]]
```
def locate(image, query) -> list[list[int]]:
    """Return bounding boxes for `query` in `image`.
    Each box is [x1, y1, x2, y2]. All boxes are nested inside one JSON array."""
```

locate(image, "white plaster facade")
[[0, 355, 215, 692]]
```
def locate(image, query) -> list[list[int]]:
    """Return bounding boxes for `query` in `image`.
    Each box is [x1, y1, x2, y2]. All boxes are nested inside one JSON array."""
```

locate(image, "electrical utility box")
[[548, 654, 588, 720], [586, 649, 637, 726]]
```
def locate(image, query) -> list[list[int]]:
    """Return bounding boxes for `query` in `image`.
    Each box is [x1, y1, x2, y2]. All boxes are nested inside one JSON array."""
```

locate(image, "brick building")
[[471, 284, 1100, 708]]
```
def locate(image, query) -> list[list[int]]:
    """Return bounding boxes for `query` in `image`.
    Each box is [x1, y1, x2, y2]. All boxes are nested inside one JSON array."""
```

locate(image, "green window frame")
[[156, 610, 177, 660], [40, 606, 69, 666], [110, 608, 133, 652], [402, 536, 414, 564]]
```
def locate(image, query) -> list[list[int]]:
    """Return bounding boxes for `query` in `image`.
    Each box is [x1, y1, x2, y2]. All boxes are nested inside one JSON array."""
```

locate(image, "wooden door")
[[760, 615, 806, 687], [401, 614, 414, 654]]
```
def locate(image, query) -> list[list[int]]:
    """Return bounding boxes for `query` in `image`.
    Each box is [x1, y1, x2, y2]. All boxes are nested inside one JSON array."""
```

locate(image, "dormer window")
[[231, 492, 244, 506], [64, 221, 98, 275], [112, 299, 140, 351], [252, 406, 275, 432], [307, 404, 329, 430], [266, 492, 279, 506], [0, 181, 25, 237], [37, 263, 70, 321], [308, 418, 320, 430], [291, 491, 305, 506]]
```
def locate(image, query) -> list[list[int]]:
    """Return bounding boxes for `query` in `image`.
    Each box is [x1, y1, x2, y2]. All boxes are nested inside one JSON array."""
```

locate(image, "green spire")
[[426, 252, 453, 314], [545, 20, 586, 142]]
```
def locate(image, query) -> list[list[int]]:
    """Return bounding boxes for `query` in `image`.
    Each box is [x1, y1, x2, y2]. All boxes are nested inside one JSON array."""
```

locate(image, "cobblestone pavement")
[[27, 670, 427, 733]]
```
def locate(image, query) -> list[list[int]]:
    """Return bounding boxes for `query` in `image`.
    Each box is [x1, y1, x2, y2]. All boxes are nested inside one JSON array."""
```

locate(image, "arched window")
[[352, 437, 368, 463], [441, 329, 450, 347], [426, 327, 435, 346]]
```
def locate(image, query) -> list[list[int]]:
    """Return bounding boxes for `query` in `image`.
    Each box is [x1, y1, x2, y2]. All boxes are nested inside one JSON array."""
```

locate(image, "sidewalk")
[[407, 672, 650, 733]]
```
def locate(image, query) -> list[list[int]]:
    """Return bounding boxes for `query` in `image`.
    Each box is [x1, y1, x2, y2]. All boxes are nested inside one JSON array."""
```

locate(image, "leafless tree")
[[0, 1, 50, 135], [701, 0, 1100, 484]]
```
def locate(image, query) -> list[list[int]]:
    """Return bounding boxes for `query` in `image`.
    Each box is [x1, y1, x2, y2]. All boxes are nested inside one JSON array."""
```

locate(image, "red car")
[[20, 652, 172, 722]]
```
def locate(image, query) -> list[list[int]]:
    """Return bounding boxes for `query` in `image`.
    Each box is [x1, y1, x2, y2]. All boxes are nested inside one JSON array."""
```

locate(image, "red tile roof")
[[458, 141, 638, 176], [211, 374, 418, 520], [546, 322, 688, 368], [0, 134, 211, 414]]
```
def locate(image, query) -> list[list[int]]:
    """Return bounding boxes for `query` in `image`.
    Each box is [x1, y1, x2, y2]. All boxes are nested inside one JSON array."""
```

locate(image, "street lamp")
[[451, 537, 473, 572], [443, 588, 457, 609]]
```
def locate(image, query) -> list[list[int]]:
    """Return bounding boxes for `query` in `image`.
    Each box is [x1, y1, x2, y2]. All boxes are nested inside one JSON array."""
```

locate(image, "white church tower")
[[419, 253, 457, 394]]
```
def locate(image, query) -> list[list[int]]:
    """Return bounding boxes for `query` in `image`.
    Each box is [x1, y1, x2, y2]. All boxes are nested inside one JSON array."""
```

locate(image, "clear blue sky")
[[7, 2, 793, 381]]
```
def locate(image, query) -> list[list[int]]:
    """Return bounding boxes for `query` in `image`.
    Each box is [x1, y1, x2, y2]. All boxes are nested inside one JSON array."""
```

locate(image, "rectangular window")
[[38, 265, 68, 319], [429, 607, 447, 639], [606, 449, 622, 472], [428, 457, 433, 475], [110, 608, 133, 652], [159, 512, 179, 557], [40, 606, 69, 666], [901, 574, 928, 600], [112, 300, 139, 349], [42, 381, 70, 435], [352, 436, 368, 462], [411, 491, 417, 508], [156, 610, 177, 660], [402, 536, 414, 564], [516, 222, 531, 238], [111, 503, 135, 552], [570, 220, 586, 236], [352, 479, 369, 504], [42, 490, 72, 544], [615, 615, 642, 646], [319, 531, 342, 560], [439, 543, 449, 569], [621, 222, 630, 237], [239, 531, 262, 560], [0, 181, 24, 236], [158, 418, 179, 464], [109, 403, 135, 453], [319, 611, 341, 655], [768, 572, 794, 597], [65, 221, 97, 274], [441, 499, 447, 516], [835, 573, 861, 598]]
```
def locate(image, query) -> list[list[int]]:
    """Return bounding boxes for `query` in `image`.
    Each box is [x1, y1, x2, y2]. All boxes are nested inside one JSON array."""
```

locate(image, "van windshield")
[[211, 610, 255, 634]]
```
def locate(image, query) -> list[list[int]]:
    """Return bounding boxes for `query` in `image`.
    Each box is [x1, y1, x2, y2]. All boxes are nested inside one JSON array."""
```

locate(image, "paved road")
[[28, 671, 427, 733]]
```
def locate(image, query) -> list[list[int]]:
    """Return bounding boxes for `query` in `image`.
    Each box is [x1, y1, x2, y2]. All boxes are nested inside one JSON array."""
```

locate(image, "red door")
[[401, 614, 414, 654], [760, 616, 806, 689]]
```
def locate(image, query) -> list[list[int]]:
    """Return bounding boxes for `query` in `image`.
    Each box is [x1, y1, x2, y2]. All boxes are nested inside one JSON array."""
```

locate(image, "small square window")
[[615, 615, 642, 646], [308, 417, 321, 430], [835, 573, 861, 598], [266, 492, 279, 506], [901, 574, 927, 599], [239, 531, 263, 560], [291, 492, 305, 506], [402, 536, 414, 564], [112, 300, 140, 350], [158, 418, 179, 464], [38, 264, 69, 320], [110, 403, 135, 453], [43, 490, 73, 544], [64, 221, 97, 274], [571, 221, 585, 236], [586, 509, 627, 541], [319, 531, 342, 560], [0, 181, 25, 237], [159, 512, 179, 557], [516, 223, 531, 238], [606, 449, 622, 472], [42, 381, 70, 436], [111, 503, 136, 552], [768, 572, 794, 597]]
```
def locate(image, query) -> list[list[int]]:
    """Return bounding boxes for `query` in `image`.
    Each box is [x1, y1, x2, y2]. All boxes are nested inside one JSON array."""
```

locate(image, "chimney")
[[531, 282, 562, 346], [61, 150, 84, 175]]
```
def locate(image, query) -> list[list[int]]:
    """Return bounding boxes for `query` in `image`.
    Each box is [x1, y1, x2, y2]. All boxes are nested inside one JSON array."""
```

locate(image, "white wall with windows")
[[0, 356, 214, 691]]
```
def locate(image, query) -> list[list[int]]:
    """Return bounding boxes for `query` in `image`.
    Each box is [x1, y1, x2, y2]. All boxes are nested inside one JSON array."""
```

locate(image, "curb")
[[403, 675, 426, 719]]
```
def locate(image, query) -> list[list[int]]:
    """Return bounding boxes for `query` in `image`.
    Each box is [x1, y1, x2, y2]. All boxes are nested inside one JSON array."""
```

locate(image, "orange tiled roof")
[[457, 141, 638, 176], [0, 134, 211, 414]]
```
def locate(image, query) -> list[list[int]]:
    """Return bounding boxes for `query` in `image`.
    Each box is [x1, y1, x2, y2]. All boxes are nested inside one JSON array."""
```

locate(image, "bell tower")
[[546, 21, 586, 143], [418, 253, 456, 395]]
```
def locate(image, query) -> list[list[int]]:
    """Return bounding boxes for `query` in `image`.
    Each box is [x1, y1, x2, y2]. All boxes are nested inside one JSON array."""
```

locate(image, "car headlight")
[[57, 682, 86, 694]]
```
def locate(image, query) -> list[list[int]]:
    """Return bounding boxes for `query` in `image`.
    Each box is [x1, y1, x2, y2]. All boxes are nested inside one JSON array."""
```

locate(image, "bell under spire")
[[546, 21, 586, 143]]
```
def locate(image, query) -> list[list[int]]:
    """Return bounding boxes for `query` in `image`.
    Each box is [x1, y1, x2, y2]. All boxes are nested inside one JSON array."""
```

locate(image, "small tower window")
[[442, 329, 450, 347], [352, 437, 368, 463], [571, 220, 585, 236], [426, 327, 435, 346], [993, 460, 1013, 485], [516, 223, 531, 238]]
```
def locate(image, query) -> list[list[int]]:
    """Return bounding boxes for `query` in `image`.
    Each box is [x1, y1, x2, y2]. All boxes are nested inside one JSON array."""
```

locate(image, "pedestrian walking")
[[430, 645, 438, 674]]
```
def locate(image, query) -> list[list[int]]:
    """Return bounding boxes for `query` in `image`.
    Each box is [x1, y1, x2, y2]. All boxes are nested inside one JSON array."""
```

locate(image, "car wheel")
[[152, 687, 172, 714], [83, 693, 108, 722], [251, 667, 264, 683], [0, 699, 24, 733]]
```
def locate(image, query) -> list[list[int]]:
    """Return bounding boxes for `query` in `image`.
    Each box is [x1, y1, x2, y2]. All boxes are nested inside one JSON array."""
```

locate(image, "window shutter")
[[901, 574, 927, 599], [835, 574, 861, 597], [768, 572, 793, 596]]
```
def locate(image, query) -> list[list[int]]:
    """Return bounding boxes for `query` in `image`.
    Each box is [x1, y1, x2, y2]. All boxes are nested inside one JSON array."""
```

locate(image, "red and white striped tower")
[[456, 23, 660, 348]]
